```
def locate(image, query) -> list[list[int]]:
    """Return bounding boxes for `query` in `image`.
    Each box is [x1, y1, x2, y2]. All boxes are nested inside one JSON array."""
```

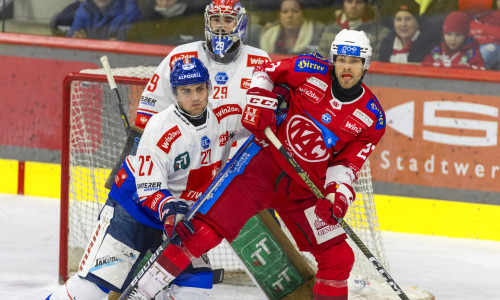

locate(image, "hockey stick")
[[118, 136, 255, 300], [100, 56, 142, 189], [100, 56, 130, 132], [263, 127, 410, 300]]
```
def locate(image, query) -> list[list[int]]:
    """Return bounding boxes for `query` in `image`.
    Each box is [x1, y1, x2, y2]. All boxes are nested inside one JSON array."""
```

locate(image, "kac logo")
[[201, 136, 211, 149]]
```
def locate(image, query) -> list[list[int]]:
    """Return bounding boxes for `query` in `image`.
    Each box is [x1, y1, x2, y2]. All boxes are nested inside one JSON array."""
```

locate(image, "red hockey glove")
[[161, 200, 195, 246], [242, 87, 278, 144], [314, 182, 355, 225]]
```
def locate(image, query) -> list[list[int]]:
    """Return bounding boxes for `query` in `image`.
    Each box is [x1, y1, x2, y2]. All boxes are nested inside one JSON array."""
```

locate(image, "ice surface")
[[1, 194, 498, 300]]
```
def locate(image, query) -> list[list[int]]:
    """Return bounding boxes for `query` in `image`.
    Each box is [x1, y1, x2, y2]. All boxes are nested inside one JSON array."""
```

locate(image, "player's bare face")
[[209, 14, 237, 35], [334, 55, 364, 89], [176, 83, 209, 116]]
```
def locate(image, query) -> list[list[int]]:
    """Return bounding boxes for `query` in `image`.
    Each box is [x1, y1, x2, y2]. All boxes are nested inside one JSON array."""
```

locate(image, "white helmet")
[[330, 29, 372, 70]]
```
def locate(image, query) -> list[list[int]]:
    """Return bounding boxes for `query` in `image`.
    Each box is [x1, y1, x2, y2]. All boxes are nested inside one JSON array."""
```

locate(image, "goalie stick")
[[100, 56, 142, 189], [118, 135, 255, 300], [263, 127, 410, 300]]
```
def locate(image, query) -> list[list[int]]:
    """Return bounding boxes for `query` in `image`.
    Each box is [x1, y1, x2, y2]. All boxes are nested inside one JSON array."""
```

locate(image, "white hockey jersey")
[[135, 41, 271, 130], [109, 104, 244, 229]]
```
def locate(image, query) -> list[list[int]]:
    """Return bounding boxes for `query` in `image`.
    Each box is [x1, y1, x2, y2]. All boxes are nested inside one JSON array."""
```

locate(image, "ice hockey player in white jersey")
[[46, 57, 247, 300], [135, 0, 270, 131]]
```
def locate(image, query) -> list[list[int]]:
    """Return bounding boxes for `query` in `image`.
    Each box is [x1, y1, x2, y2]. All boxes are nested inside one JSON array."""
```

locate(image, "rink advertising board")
[[369, 85, 500, 194]]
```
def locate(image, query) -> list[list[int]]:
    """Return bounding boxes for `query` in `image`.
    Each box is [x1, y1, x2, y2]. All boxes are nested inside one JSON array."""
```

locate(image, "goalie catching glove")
[[242, 87, 278, 144], [315, 182, 355, 225]]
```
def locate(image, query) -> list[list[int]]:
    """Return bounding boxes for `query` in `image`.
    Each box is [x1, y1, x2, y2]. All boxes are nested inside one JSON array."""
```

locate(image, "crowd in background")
[[36, 0, 500, 70]]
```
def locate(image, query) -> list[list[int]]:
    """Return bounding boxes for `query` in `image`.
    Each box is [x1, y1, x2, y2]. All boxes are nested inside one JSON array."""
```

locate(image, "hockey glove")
[[315, 182, 355, 226], [161, 200, 195, 246], [242, 87, 278, 145]]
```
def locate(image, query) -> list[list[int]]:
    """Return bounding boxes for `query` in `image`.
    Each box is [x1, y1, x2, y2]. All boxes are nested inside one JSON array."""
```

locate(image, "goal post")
[[60, 66, 433, 299]]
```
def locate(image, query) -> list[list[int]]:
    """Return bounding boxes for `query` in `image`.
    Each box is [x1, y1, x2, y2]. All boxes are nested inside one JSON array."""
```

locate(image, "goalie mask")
[[204, 0, 248, 63], [329, 29, 372, 71]]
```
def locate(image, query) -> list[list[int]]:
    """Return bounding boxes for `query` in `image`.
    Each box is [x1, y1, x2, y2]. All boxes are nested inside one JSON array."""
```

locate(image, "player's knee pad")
[[314, 240, 354, 281], [46, 275, 108, 299], [182, 219, 223, 258]]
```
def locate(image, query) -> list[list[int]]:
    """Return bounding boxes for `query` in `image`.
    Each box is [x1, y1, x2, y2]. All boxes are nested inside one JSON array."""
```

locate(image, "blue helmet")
[[204, 0, 247, 63], [170, 57, 211, 95]]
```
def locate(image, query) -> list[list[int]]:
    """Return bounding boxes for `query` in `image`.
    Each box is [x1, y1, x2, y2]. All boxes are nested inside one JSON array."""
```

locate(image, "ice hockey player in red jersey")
[[132, 29, 386, 300]]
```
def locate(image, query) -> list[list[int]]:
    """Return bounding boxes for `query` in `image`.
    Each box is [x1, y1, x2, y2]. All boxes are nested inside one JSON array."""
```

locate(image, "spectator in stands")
[[378, 0, 440, 64], [50, 0, 85, 36], [423, 11, 485, 69], [469, 0, 500, 70], [379, 0, 458, 29], [68, 0, 142, 40], [259, 0, 325, 54], [318, 0, 389, 60], [126, 0, 205, 45], [458, 0, 494, 15]]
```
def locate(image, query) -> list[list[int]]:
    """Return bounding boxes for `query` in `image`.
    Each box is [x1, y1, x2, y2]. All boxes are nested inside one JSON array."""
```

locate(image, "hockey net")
[[60, 66, 433, 299]]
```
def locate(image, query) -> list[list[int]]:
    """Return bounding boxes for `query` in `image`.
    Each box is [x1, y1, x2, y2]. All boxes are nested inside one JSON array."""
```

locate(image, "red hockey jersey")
[[255, 53, 386, 190]]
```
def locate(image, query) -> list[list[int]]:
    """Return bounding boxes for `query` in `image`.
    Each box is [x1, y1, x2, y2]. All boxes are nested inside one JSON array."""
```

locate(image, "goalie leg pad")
[[46, 275, 108, 299], [78, 198, 163, 292], [169, 284, 212, 300], [312, 240, 354, 299]]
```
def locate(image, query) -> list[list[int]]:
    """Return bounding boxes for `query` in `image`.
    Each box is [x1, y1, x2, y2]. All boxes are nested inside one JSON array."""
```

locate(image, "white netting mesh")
[[62, 67, 432, 299]]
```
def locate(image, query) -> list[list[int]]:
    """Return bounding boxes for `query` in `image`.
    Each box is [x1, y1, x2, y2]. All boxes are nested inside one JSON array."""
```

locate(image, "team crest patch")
[[157, 125, 182, 154], [294, 59, 328, 75], [366, 98, 385, 130], [330, 98, 342, 110], [114, 167, 128, 188]]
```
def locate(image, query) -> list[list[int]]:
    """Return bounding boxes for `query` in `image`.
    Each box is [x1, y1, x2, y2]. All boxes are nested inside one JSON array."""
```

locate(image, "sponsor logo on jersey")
[[169, 52, 198, 69], [321, 113, 332, 124], [240, 78, 251, 89], [353, 108, 373, 127], [201, 136, 210, 149], [330, 98, 342, 110], [219, 131, 236, 146], [247, 55, 270, 67], [306, 77, 328, 91], [140, 96, 157, 107], [174, 152, 190, 171], [348, 163, 361, 179], [342, 115, 366, 136], [157, 125, 182, 154], [298, 52, 329, 62], [298, 87, 321, 103], [144, 191, 168, 212], [294, 59, 328, 75], [136, 182, 162, 192], [366, 98, 385, 130], [114, 167, 128, 188], [286, 115, 330, 162], [337, 44, 361, 56], [213, 104, 242, 122], [215, 72, 228, 84]]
